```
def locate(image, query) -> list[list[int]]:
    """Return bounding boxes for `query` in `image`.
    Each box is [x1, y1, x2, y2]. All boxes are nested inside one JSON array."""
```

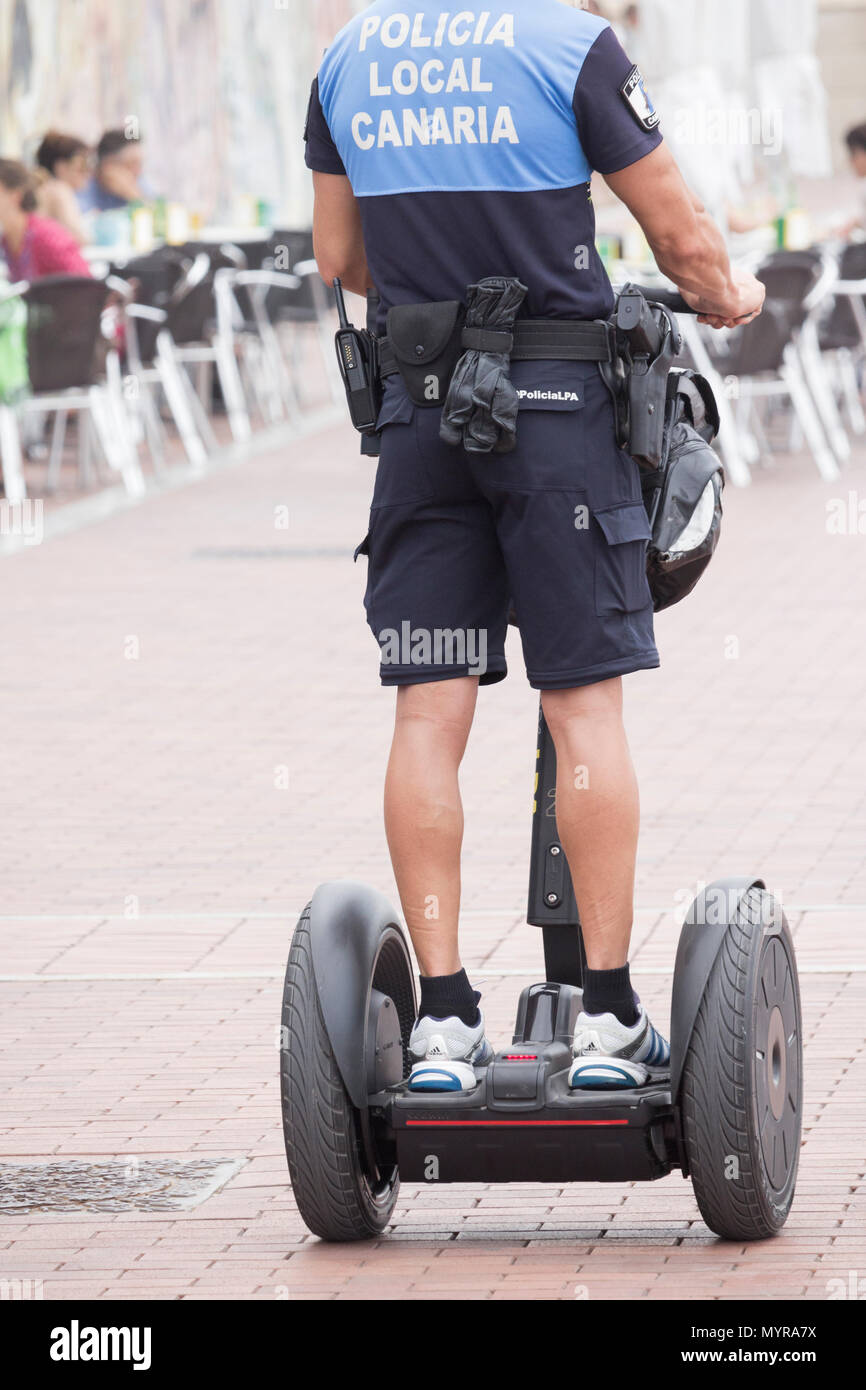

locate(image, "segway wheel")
[[682, 887, 802, 1240], [280, 906, 401, 1241]]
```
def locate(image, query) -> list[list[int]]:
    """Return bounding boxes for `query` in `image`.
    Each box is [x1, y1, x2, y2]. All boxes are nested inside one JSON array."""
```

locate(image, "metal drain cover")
[[0, 1158, 245, 1214]]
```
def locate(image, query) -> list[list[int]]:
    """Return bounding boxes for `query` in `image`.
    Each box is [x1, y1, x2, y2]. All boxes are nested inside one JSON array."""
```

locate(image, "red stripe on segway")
[[404, 1119, 629, 1128]]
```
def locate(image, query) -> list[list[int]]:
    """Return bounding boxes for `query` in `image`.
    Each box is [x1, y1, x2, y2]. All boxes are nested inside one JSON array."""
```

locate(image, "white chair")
[[288, 257, 343, 405], [818, 242, 866, 437], [213, 266, 303, 441], [701, 252, 840, 482], [793, 255, 851, 467], [123, 253, 226, 470]]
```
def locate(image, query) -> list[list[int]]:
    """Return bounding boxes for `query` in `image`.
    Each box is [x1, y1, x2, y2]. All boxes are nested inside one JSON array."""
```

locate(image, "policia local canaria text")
[[352, 10, 520, 151]]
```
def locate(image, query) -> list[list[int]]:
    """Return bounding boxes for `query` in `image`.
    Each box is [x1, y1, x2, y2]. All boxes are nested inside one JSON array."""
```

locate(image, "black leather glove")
[[440, 276, 528, 454]]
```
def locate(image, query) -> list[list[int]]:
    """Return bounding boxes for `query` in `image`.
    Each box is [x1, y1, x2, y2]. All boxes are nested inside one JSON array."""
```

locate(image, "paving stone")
[[0, 419, 862, 1298]]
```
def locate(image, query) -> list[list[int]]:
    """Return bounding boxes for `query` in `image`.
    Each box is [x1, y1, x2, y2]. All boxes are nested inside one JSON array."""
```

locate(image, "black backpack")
[[642, 369, 723, 613]]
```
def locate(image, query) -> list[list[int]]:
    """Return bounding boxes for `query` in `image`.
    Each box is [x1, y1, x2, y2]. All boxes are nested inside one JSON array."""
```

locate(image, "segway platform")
[[380, 983, 675, 1185], [387, 1071, 675, 1187]]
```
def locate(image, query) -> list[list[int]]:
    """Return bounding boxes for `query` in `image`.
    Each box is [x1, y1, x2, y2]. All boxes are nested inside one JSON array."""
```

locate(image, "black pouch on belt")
[[385, 300, 466, 407]]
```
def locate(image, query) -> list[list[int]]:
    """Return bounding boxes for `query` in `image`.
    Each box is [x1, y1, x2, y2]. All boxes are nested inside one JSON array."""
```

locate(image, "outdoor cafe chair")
[[9, 274, 144, 498], [819, 240, 866, 437], [212, 265, 303, 440], [124, 250, 243, 469], [264, 228, 343, 406], [181, 236, 270, 272], [701, 249, 841, 482], [762, 249, 850, 468], [110, 246, 190, 312]]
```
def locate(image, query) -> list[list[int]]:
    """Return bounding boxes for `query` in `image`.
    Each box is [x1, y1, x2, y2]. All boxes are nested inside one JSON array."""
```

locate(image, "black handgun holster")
[[600, 287, 682, 471]]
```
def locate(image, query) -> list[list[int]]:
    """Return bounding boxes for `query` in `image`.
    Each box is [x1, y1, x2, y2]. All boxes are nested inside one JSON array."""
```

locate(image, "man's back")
[[305, 0, 662, 324]]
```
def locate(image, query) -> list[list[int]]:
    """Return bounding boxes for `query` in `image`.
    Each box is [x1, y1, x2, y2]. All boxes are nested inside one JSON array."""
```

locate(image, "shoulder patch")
[[620, 66, 660, 133]]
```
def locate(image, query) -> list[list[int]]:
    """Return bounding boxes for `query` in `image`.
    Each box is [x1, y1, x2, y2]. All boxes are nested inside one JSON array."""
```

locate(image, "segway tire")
[[280, 907, 400, 1241], [682, 887, 802, 1240]]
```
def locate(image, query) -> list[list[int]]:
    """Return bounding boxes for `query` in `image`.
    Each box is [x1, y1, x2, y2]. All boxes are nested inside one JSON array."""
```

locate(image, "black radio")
[[333, 277, 381, 435]]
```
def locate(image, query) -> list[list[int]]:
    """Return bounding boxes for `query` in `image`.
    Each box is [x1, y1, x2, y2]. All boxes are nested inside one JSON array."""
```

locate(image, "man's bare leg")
[[540, 677, 638, 971], [541, 678, 669, 1084], [384, 676, 493, 1089], [384, 676, 479, 977]]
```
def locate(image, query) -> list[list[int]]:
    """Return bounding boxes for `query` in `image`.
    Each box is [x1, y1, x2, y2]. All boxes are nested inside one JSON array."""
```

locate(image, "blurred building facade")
[[0, 0, 861, 227], [0, 0, 364, 225]]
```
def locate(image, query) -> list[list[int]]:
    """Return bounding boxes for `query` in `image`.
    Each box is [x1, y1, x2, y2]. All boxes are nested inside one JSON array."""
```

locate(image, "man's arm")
[[312, 171, 372, 297], [604, 144, 764, 329]]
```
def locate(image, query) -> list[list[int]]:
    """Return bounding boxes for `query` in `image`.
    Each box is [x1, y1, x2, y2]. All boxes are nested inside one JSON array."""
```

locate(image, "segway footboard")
[[379, 981, 679, 1185], [388, 1077, 676, 1185]]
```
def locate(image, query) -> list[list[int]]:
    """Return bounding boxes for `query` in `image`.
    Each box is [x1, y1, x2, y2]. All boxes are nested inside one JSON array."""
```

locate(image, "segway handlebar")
[[631, 284, 762, 326], [629, 285, 695, 315]]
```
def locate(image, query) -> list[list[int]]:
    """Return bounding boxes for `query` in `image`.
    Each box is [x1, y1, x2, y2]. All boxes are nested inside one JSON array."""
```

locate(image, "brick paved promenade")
[[1, 411, 864, 1301]]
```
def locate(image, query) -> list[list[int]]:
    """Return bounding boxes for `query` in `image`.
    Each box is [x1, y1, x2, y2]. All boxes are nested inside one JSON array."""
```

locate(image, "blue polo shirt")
[[78, 176, 156, 212], [304, 1, 662, 328]]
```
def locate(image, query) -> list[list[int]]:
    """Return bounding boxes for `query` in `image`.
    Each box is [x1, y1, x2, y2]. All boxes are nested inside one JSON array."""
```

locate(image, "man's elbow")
[[320, 256, 373, 293], [312, 249, 342, 287], [311, 232, 355, 287], [313, 250, 371, 298]]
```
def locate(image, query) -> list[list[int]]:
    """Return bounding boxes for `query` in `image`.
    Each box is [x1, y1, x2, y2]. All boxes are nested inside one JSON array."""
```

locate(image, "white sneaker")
[[569, 1003, 670, 1089], [408, 1010, 494, 1092]]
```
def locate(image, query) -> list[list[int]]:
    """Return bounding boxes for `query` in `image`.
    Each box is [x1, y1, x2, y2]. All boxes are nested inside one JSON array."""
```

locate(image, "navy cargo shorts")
[[354, 358, 659, 690]]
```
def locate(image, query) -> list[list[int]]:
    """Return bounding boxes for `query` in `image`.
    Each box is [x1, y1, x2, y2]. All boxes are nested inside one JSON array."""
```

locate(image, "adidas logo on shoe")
[[408, 1013, 492, 1092]]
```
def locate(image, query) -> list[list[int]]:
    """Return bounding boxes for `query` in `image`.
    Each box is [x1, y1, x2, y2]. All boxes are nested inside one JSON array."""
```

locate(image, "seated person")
[[33, 131, 91, 244], [842, 122, 866, 236], [78, 128, 150, 212], [0, 159, 91, 281]]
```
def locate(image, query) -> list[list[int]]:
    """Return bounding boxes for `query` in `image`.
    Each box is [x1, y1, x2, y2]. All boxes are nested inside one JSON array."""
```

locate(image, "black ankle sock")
[[582, 965, 639, 1027], [418, 968, 480, 1028]]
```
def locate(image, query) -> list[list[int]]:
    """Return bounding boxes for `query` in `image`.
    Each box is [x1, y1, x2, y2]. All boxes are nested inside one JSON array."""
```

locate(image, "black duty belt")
[[379, 316, 611, 381]]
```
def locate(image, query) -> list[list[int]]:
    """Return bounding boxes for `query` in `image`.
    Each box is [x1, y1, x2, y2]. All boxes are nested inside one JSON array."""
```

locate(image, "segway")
[[280, 701, 802, 1243], [281, 284, 802, 1241]]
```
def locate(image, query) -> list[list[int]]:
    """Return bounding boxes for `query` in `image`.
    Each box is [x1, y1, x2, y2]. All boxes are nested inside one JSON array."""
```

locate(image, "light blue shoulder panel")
[[318, 1, 608, 196]]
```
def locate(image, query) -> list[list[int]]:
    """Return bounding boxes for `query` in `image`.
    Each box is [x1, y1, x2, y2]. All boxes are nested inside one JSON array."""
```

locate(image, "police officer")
[[305, 1, 764, 1091]]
